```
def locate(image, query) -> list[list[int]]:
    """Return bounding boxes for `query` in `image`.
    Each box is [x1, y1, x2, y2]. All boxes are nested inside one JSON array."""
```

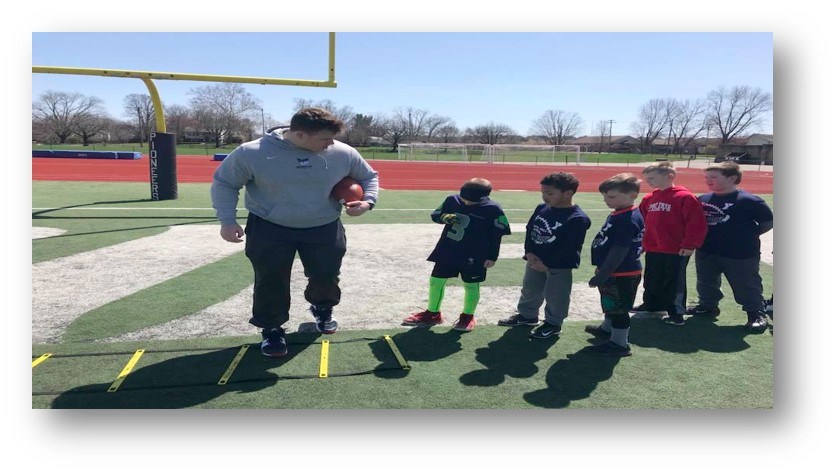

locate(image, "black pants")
[[244, 214, 346, 330], [641, 252, 690, 316], [598, 275, 641, 329]]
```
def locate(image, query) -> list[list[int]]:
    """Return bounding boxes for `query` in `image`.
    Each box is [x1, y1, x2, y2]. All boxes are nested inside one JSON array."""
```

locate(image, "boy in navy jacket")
[[498, 172, 591, 339]]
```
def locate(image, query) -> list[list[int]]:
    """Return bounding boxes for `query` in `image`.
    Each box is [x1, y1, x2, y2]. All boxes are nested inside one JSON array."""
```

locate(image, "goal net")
[[481, 144, 582, 165], [397, 143, 471, 162]]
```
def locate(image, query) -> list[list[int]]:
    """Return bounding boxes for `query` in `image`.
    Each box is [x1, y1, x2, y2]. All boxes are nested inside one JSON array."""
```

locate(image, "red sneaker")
[[453, 313, 476, 332], [403, 310, 443, 326]]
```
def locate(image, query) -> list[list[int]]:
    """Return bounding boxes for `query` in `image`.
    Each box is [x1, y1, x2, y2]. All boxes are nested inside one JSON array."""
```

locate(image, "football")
[[331, 177, 364, 204]]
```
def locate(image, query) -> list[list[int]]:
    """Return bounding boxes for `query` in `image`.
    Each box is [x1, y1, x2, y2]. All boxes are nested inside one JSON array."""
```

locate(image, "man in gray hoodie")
[[211, 107, 379, 358]]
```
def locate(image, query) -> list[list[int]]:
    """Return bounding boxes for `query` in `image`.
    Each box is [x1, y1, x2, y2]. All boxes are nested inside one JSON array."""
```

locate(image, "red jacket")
[[639, 185, 708, 254]]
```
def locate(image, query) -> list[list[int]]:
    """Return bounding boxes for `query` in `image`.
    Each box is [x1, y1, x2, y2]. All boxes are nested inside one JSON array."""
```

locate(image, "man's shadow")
[[459, 326, 558, 387], [628, 315, 754, 354], [369, 326, 464, 379], [523, 347, 621, 408], [47, 333, 320, 409]]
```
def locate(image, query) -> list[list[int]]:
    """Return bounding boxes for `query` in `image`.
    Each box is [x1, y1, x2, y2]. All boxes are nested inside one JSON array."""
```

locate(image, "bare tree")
[[32, 90, 104, 144], [424, 115, 455, 142], [380, 113, 410, 152], [189, 83, 261, 148], [73, 112, 109, 146], [529, 110, 584, 145], [706, 85, 773, 144], [595, 120, 610, 152], [123, 94, 156, 146], [164, 104, 196, 144], [344, 113, 383, 147], [437, 124, 461, 144], [669, 99, 708, 154], [392, 106, 431, 143], [466, 122, 517, 145], [631, 98, 669, 152]]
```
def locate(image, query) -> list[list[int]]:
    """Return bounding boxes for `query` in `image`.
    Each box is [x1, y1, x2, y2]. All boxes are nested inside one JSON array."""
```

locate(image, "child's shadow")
[[523, 348, 621, 408], [629, 316, 752, 354], [370, 326, 464, 379], [48, 334, 320, 409], [460, 326, 558, 387]]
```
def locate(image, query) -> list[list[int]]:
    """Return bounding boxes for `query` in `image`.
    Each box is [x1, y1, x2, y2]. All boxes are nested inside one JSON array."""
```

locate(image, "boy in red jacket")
[[632, 161, 708, 325]]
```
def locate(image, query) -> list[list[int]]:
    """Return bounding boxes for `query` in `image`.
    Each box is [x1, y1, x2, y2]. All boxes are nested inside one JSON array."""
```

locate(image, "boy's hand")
[[589, 274, 607, 287], [525, 253, 547, 272], [484, 260, 496, 268], [678, 248, 695, 256], [441, 213, 460, 225]]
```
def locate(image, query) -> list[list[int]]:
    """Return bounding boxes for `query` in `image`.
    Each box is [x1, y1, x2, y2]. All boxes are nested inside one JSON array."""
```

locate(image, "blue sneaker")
[[260, 328, 288, 358], [310, 305, 338, 334]]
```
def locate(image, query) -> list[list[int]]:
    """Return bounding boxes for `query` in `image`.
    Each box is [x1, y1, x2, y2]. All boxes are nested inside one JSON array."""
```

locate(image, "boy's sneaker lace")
[[310, 305, 338, 334], [402, 310, 443, 326], [453, 313, 476, 332], [260, 328, 288, 358], [497, 313, 539, 327]]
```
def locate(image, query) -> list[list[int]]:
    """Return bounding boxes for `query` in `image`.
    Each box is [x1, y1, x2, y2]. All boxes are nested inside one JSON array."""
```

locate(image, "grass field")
[[31, 181, 774, 409]]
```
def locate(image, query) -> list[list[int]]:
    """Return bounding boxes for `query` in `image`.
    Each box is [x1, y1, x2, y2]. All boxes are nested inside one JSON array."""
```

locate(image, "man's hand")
[[678, 248, 695, 256], [345, 201, 372, 217], [441, 213, 460, 225], [484, 260, 496, 268], [220, 224, 244, 243]]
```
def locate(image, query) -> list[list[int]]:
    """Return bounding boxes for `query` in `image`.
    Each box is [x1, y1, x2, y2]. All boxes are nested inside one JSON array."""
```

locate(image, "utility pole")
[[607, 120, 616, 153]]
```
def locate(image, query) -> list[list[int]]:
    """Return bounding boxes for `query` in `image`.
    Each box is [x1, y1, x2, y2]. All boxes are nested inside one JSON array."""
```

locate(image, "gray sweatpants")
[[695, 250, 764, 313], [516, 266, 573, 326]]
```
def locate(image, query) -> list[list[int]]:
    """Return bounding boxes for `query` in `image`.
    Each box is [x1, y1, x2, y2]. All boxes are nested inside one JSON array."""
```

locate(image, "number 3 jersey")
[[428, 195, 512, 266]]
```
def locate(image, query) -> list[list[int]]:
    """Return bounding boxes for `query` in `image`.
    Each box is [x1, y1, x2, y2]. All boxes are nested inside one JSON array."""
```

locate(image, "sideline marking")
[[108, 349, 145, 393], [383, 335, 410, 371], [218, 345, 249, 385], [319, 340, 330, 378], [32, 353, 52, 368]]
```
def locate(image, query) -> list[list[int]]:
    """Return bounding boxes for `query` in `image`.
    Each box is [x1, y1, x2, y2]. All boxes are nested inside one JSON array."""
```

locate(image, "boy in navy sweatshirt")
[[687, 161, 773, 331], [498, 172, 591, 339], [585, 173, 645, 356], [633, 161, 707, 325]]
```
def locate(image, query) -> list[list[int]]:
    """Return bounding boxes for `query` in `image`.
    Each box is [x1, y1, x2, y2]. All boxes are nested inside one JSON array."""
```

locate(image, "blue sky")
[[32, 32, 773, 137]]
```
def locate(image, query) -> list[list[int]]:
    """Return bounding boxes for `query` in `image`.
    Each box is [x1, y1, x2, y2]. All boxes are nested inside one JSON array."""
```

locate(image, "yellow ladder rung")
[[108, 349, 145, 393], [218, 345, 249, 385]]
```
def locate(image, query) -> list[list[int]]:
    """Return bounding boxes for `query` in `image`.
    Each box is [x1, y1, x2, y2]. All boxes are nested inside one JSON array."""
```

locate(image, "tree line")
[[32, 83, 771, 153]]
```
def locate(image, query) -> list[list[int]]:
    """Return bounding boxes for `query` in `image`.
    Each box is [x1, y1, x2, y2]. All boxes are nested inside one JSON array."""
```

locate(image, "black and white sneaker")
[[662, 314, 686, 326], [746, 311, 768, 331], [531, 322, 561, 339], [260, 328, 288, 358], [498, 313, 539, 327], [685, 305, 721, 317], [310, 305, 338, 334]]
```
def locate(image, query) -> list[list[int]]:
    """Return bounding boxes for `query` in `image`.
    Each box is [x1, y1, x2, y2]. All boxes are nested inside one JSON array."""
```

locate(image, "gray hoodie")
[[211, 129, 379, 228]]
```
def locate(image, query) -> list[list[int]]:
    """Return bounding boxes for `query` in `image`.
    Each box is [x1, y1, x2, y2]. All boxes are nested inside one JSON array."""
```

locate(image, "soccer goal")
[[480, 144, 582, 165], [397, 143, 471, 162]]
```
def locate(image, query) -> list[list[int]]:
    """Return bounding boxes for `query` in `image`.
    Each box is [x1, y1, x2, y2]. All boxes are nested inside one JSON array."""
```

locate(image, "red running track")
[[32, 154, 774, 194]]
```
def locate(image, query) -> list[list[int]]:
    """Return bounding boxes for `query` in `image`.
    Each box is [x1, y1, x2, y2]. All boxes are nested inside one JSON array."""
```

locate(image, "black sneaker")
[[310, 305, 338, 334], [764, 297, 773, 318], [498, 314, 539, 327], [685, 305, 720, 317], [630, 304, 667, 316], [662, 314, 685, 326], [745, 311, 768, 331], [531, 322, 561, 339], [584, 324, 611, 339], [583, 341, 632, 357], [260, 328, 288, 358]]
